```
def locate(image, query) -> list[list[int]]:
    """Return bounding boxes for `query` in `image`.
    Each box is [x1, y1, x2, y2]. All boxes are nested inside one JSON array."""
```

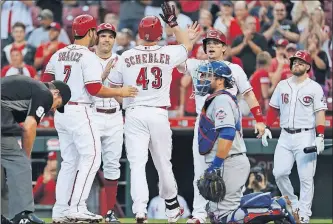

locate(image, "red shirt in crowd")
[[250, 68, 270, 108], [35, 42, 67, 72], [270, 58, 292, 81], [184, 80, 196, 115], [33, 175, 56, 205], [1, 64, 36, 78], [228, 17, 260, 43], [179, 1, 201, 13]]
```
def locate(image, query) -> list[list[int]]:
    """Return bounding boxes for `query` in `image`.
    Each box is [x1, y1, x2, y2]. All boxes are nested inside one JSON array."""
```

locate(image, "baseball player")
[[41, 14, 137, 223], [177, 29, 271, 224], [262, 50, 327, 223], [109, 3, 195, 223], [93, 22, 123, 223], [194, 61, 297, 224]]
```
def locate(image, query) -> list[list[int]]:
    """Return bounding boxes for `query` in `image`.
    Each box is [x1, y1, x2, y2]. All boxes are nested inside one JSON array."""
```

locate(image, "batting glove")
[[315, 134, 325, 155], [261, 127, 272, 147], [160, 2, 178, 28]]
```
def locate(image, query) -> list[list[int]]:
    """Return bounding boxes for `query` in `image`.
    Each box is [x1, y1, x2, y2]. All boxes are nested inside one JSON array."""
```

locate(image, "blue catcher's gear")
[[193, 61, 233, 96]]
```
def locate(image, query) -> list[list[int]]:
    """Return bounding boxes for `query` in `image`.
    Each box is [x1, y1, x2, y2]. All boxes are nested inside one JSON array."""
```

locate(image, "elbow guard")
[[218, 127, 236, 141]]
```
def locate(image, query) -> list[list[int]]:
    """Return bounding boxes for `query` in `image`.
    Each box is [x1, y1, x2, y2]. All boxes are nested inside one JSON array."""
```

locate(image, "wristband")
[[212, 156, 224, 168], [316, 125, 325, 136], [250, 106, 264, 123]]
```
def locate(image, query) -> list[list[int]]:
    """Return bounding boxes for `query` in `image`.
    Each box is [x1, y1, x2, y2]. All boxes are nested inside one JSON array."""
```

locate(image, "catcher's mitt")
[[197, 168, 226, 203]]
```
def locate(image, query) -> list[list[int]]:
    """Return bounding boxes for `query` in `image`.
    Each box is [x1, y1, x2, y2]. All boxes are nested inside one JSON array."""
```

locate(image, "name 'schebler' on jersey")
[[124, 52, 171, 67]]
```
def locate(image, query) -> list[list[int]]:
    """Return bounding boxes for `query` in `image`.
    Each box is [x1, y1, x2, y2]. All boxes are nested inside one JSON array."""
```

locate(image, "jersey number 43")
[[136, 67, 162, 90]]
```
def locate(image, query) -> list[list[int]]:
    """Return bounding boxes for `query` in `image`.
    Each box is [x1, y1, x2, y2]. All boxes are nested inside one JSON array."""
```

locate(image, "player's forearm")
[[216, 138, 233, 159], [110, 84, 123, 104], [172, 26, 193, 52], [95, 86, 122, 98], [315, 110, 326, 127], [22, 125, 37, 158], [244, 91, 265, 123]]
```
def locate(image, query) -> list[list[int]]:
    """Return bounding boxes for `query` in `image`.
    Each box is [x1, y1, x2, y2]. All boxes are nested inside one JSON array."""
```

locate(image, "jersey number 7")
[[136, 67, 162, 90], [63, 65, 72, 83]]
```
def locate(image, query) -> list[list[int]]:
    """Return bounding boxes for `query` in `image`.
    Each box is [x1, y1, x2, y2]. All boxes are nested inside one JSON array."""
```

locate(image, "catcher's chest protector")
[[198, 90, 238, 155]]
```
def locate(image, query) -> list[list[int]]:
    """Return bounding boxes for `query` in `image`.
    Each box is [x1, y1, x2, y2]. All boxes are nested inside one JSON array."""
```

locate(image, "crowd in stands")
[[1, 0, 332, 117]]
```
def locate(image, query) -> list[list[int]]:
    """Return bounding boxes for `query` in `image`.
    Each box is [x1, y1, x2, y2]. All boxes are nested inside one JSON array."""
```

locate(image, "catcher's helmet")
[[97, 23, 116, 37], [194, 61, 233, 96], [203, 29, 227, 54], [289, 50, 312, 72], [138, 16, 163, 42], [72, 14, 97, 37]]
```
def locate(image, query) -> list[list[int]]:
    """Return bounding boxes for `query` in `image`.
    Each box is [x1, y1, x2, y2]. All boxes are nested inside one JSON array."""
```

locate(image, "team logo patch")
[[215, 108, 227, 120], [36, 106, 45, 118], [299, 95, 313, 106]]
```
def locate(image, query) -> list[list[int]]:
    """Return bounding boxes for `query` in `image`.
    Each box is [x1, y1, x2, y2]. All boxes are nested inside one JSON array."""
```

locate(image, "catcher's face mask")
[[193, 64, 214, 96]]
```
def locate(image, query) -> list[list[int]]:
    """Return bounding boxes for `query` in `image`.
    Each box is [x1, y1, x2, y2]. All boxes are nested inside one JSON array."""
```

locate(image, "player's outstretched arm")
[[95, 85, 138, 98], [159, 2, 193, 52], [314, 110, 326, 154]]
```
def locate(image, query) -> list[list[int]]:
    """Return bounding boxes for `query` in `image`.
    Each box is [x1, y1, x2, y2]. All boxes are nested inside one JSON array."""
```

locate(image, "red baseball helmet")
[[203, 29, 227, 53], [72, 14, 97, 37], [289, 50, 312, 72], [97, 23, 116, 37], [138, 16, 163, 42]]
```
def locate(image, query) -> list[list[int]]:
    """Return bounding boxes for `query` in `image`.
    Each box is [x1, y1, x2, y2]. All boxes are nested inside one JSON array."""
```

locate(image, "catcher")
[[195, 61, 297, 224]]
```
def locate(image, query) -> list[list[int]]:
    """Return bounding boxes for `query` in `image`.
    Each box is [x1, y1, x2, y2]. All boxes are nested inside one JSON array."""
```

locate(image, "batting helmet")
[[202, 29, 227, 54], [97, 23, 116, 37], [72, 14, 97, 37], [289, 50, 312, 72], [194, 61, 233, 96], [138, 16, 163, 42]]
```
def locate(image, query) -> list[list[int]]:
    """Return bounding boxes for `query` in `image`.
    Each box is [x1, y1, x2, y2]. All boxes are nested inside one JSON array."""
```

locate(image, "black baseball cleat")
[[2, 215, 13, 224], [11, 211, 45, 224], [105, 210, 120, 223]]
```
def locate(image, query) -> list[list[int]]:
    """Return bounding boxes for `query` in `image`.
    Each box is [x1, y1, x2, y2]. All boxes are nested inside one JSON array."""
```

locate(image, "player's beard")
[[292, 66, 307, 77]]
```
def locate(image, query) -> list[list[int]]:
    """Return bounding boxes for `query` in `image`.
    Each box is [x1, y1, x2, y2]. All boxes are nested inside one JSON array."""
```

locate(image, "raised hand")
[[187, 21, 201, 41], [159, 2, 178, 28]]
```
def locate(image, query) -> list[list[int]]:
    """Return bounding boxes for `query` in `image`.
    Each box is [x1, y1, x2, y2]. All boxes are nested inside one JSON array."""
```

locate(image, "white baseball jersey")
[[45, 44, 103, 103], [93, 53, 120, 109], [206, 94, 246, 159], [109, 44, 188, 109], [182, 59, 252, 114], [269, 77, 328, 129]]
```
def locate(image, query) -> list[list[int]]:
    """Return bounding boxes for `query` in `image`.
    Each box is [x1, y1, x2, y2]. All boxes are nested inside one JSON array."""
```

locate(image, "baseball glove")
[[197, 168, 226, 203]]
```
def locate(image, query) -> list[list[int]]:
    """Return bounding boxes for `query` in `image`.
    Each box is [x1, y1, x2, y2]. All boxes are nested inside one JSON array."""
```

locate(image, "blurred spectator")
[[34, 22, 67, 72], [104, 13, 119, 31], [261, 2, 300, 57], [118, 0, 151, 36], [35, 0, 63, 25], [115, 28, 135, 56], [231, 16, 268, 78], [33, 151, 58, 205], [179, 1, 209, 22], [300, 6, 330, 48], [291, 0, 321, 33], [285, 42, 297, 58], [249, 51, 272, 113], [144, 0, 163, 17], [244, 166, 279, 197], [306, 33, 330, 96], [1, 48, 37, 79], [148, 194, 190, 219], [2, 22, 36, 67], [213, 1, 234, 36], [27, 9, 70, 48], [250, 0, 274, 26], [269, 39, 292, 96], [199, 9, 213, 34], [1, 1, 34, 41], [224, 45, 243, 68], [228, 1, 261, 44]]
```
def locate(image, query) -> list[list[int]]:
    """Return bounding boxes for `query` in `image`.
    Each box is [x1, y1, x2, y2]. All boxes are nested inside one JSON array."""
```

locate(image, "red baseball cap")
[[275, 38, 289, 47], [50, 22, 61, 32], [48, 151, 57, 160]]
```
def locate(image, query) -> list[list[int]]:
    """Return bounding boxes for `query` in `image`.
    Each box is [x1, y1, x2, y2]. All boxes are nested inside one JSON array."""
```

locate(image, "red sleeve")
[[232, 56, 243, 68], [35, 45, 44, 58], [59, 43, 67, 50], [1, 66, 11, 77], [33, 175, 45, 195], [266, 106, 279, 127], [270, 58, 277, 72], [85, 82, 102, 96], [41, 73, 55, 82], [26, 65, 37, 78]]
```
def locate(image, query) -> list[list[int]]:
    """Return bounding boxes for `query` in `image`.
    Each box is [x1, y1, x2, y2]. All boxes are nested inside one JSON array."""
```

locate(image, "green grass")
[[42, 218, 332, 223]]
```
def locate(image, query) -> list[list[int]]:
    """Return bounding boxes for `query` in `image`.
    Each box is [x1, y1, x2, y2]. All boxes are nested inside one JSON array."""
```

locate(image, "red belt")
[[96, 108, 118, 114]]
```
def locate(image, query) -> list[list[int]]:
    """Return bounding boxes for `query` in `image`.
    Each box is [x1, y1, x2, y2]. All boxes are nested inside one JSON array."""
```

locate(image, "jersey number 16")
[[136, 67, 162, 90]]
